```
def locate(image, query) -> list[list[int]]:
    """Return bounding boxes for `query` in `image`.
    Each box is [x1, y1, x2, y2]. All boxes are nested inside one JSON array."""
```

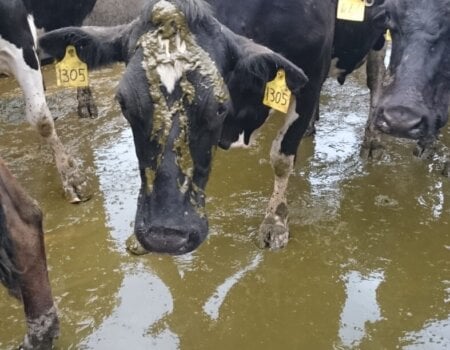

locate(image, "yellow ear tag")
[[337, 0, 365, 22], [55, 45, 89, 88], [263, 69, 291, 114]]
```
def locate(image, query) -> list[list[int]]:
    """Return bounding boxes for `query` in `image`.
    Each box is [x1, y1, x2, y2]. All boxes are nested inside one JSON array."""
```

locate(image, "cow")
[[372, 0, 450, 157], [0, 157, 59, 350], [0, 0, 88, 202], [39, 0, 310, 254]]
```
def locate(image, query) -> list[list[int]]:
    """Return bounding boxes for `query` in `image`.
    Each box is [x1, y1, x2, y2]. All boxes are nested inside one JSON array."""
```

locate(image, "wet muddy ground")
[[1, 63, 449, 349]]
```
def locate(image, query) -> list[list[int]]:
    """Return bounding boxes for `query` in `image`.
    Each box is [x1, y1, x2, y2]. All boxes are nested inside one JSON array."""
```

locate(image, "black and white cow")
[[372, 0, 450, 156], [0, 157, 59, 349], [39, 0, 309, 254], [0, 0, 88, 202]]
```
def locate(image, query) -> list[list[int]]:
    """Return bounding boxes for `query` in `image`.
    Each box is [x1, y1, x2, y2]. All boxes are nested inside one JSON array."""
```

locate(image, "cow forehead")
[[391, 0, 450, 27], [132, 0, 229, 189], [152, 0, 180, 23], [139, 0, 229, 103]]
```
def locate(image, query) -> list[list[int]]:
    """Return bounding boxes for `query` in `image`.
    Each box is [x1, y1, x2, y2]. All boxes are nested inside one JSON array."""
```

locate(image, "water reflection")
[[203, 253, 263, 321], [81, 266, 178, 349], [403, 317, 450, 349], [337, 270, 385, 348]]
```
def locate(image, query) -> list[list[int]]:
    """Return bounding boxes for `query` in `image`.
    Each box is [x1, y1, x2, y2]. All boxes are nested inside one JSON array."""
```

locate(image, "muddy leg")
[[258, 98, 298, 249], [12, 55, 89, 202], [361, 46, 387, 159], [77, 86, 98, 119], [0, 160, 59, 349], [258, 149, 293, 250]]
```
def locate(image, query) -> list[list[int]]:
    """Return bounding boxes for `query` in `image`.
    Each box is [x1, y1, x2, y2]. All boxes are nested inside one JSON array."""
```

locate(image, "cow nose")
[[375, 106, 427, 139], [136, 226, 202, 255]]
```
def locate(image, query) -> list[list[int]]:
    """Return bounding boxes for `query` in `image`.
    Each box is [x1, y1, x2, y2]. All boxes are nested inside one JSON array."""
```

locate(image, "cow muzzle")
[[374, 105, 430, 140], [135, 220, 207, 255]]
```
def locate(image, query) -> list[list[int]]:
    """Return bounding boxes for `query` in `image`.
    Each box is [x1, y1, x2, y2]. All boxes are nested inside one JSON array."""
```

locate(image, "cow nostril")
[[411, 116, 426, 130]]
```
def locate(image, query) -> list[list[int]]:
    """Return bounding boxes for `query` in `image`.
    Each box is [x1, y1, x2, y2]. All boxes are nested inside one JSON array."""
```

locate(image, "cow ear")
[[39, 23, 133, 69], [218, 34, 308, 149], [228, 37, 309, 95]]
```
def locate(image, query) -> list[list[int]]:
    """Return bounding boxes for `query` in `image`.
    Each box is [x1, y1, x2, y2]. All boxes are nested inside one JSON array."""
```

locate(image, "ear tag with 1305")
[[263, 69, 291, 114], [55, 45, 89, 88]]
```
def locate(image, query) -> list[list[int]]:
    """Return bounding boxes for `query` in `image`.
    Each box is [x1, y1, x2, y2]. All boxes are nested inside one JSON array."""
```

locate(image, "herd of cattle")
[[1, 0, 449, 348]]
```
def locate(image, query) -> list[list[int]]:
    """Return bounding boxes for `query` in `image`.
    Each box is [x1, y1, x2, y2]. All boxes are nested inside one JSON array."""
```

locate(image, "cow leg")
[[0, 159, 59, 349], [304, 103, 319, 137], [258, 90, 315, 249], [77, 86, 98, 118], [9, 52, 89, 202], [361, 46, 387, 159]]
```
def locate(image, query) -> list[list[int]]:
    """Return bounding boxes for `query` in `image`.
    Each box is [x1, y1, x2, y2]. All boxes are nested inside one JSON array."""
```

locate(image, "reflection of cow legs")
[[361, 46, 387, 159], [259, 81, 321, 249], [77, 86, 98, 118], [0, 158, 59, 350], [9, 49, 88, 202]]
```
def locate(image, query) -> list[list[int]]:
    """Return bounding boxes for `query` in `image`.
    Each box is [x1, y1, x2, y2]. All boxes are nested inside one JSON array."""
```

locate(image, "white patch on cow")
[[229, 132, 248, 148], [27, 15, 38, 48], [229, 131, 259, 149], [329, 57, 346, 78], [384, 43, 392, 68], [270, 97, 298, 172], [0, 36, 48, 126], [155, 32, 188, 93]]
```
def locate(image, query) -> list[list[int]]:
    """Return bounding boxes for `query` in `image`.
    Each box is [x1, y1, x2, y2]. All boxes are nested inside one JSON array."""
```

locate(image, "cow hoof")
[[360, 137, 384, 159], [77, 103, 98, 119], [126, 234, 149, 255], [258, 220, 289, 250], [63, 174, 90, 203], [22, 306, 59, 350], [61, 161, 91, 203], [77, 87, 98, 118]]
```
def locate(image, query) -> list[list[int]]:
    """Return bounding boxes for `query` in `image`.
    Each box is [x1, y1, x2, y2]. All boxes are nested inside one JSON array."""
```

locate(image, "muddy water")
[[0, 63, 449, 350]]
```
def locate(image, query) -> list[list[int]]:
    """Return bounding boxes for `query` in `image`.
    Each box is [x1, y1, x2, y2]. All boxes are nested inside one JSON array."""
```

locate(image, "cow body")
[[0, 157, 59, 349], [0, 0, 88, 202], [373, 0, 450, 154]]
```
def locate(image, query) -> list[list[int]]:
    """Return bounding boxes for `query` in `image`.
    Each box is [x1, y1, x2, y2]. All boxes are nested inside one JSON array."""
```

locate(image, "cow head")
[[39, 0, 307, 254], [373, 0, 450, 148]]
